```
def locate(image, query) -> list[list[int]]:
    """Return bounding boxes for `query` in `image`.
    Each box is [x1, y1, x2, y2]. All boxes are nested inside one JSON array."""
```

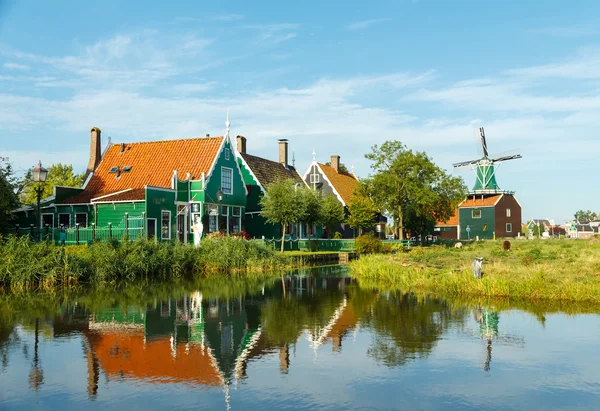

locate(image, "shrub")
[[333, 232, 343, 239], [355, 233, 384, 255]]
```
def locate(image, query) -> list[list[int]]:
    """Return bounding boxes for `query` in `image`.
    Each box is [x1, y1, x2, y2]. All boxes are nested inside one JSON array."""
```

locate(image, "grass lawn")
[[350, 239, 600, 303]]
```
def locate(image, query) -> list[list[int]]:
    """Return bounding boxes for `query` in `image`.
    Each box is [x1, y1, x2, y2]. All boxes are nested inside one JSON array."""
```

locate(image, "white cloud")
[[245, 23, 299, 45], [213, 13, 245, 22], [3, 62, 29, 70], [346, 18, 390, 31]]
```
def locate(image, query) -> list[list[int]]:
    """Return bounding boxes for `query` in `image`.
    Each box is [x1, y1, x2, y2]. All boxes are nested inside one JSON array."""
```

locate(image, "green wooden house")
[[235, 136, 312, 239], [11, 120, 247, 244]]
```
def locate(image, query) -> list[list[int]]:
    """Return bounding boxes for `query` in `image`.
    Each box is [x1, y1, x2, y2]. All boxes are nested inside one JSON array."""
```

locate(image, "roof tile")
[[63, 137, 223, 204], [241, 153, 303, 187], [459, 194, 502, 208], [318, 163, 359, 205]]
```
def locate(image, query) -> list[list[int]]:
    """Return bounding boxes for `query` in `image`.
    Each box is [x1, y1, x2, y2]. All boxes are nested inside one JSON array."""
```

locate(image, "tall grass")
[[350, 239, 600, 303], [0, 235, 291, 290]]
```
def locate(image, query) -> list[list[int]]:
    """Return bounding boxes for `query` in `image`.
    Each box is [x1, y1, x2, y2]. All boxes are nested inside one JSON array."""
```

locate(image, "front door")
[[148, 219, 157, 240]]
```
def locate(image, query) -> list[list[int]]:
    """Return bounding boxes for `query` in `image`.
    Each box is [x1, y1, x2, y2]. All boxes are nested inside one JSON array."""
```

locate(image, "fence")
[[6, 224, 144, 246], [255, 238, 414, 252]]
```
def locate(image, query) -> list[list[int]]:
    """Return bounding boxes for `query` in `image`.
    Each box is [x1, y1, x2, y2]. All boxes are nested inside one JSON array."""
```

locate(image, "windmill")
[[453, 127, 522, 194]]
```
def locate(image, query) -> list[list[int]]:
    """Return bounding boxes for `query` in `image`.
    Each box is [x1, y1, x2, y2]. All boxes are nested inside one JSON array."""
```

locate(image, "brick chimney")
[[278, 139, 288, 168], [236, 135, 247, 154], [330, 155, 340, 173], [87, 127, 102, 174]]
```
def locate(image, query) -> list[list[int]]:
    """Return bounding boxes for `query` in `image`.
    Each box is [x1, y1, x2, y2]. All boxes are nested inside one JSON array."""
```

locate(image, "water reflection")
[[0, 268, 598, 410]]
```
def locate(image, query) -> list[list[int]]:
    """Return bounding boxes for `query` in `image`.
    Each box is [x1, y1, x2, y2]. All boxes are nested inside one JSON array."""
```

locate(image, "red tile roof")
[[63, 137, 224, 204], [459, 194, 502, 208], [436, 210, 459, 226], [318, 163, 359, 205]]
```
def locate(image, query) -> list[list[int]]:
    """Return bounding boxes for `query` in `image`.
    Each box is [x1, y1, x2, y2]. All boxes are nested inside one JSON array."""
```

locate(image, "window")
[[42, 214, 54, 228], [123, 166, 132, 173], [219, 206, 228, 232], [225, 148, 230, 160], [472, 209, 481, 218], [161, 211, 171, 240], [109, 166, 119, 174], [206, 204, 218, 233], [506, 208, 511, 217], [75, 213, 87, 227], [59, 213, 70, 228], [221, 167, 233, 194], [310, 173, 320, 183], [506, 223, 512, 233]]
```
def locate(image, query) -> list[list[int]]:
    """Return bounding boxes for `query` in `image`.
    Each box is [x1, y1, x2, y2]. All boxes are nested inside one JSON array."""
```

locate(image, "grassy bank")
[[350, 239, 600, 303], [0, 235, 292, 290]]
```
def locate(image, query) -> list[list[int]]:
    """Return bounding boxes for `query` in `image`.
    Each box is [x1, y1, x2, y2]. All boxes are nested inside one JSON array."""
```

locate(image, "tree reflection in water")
[[362, 293, 468, 367]]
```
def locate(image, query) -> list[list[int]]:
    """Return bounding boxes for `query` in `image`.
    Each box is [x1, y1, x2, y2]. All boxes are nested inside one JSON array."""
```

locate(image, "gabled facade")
[[435, 193, 522, 240], [302, 155, 364, 238], [235, 136, 309, 239], [11, 120, 248, 244]]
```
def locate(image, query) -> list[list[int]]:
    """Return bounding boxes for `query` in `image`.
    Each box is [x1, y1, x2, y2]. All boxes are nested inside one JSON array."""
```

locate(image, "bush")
[[333, 232, 343, 239], [355, 233, 384, 255]]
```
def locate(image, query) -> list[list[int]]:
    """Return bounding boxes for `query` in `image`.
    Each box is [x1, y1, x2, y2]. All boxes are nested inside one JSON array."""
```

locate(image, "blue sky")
[[1, 0, 599, 223]]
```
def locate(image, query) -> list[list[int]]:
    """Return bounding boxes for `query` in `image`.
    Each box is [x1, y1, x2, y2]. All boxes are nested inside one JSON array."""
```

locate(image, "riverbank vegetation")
[[0, 235, 291, 290], [350, 239, 600, 303]]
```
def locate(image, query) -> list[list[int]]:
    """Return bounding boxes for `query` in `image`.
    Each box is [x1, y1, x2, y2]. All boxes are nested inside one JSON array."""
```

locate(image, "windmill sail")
[[479, 127, 489, 158]]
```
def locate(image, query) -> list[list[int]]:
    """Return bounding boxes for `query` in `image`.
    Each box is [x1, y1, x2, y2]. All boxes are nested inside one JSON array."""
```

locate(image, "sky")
[[1, 0, 599, 223]]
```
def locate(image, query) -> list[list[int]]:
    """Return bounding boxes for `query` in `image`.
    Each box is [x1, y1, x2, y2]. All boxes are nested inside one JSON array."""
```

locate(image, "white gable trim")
[[302, 161, 346, 207], [205, 136, 248, 196], [493, 193, 504, 206], [235, 152, 266, 193]]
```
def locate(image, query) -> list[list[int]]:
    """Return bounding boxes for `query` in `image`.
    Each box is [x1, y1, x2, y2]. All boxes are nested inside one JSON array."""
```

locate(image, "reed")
[[0, 235, 292, 290], [350, 239, 600, 303]]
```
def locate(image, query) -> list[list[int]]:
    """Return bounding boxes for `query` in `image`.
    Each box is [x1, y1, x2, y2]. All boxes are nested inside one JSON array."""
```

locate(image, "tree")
[[321, 195, 345, 238], [0, 157, 20, 232], [365, 141, 467, 239], [260, 179, 306, 252], [300, 188, 324, 245], [324, 161, 350, 174], [574, 210, 597, 223], [347, 194, 378, 236], [20, 163, 84, 205]]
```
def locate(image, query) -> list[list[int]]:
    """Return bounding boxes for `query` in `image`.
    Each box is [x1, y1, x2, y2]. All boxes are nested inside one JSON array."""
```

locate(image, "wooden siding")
[[145, 187, 176, 240], [494, 195, 522, 238], [96, 202, 144, 228], [205, 139, 246, 207], [435, 226, 458, 240], [459, 206, 495, 240]]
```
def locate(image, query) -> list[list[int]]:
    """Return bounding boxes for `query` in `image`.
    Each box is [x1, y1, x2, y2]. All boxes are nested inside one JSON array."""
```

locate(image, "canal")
[[1, 265, 599, 410]]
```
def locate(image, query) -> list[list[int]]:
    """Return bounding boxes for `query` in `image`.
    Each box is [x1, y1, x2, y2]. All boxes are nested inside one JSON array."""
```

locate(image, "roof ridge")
[[112, 136, 224, 146]]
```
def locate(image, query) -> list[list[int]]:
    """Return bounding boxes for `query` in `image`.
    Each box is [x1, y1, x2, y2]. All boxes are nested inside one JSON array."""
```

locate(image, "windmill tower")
[[434, 127, 524, 241], [453, 127, 522, 194]]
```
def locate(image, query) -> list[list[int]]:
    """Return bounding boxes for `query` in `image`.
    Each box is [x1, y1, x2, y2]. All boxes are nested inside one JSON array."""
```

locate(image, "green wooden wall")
[[205, 139, 246, 207], [95, 202, 144, 227], [459, 206, 495, 240]]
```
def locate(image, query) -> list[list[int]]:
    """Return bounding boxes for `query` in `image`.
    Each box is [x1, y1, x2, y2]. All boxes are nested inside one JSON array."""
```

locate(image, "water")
[[1, 266, 599, 410]]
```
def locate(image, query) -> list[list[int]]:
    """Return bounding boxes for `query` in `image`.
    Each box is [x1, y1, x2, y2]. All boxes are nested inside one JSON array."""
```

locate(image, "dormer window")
[[225, 148, 230, 160], [109, 166, 119, 173], [123, 166, 132, 173]]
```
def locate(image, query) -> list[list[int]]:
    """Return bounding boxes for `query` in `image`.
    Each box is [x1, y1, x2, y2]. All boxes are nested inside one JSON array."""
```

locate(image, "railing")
[[5, 224, 144, 245], [255, 238, 414, 252]]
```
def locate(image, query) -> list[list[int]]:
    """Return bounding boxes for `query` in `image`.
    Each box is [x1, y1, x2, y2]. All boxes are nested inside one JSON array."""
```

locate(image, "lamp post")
[[217, 189, 223, 203], [30, 161, 48, 240]]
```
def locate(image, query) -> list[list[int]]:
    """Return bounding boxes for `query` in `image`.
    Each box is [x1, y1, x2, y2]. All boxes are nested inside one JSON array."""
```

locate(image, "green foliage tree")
[[20, 163, 84, 205], [0, 157, 20, 232], [260, 179, 306, 252], [347, 193, 378, 236], [321, 195, 345, 238], [324, 161, 350, 174], [365, 141, 467, 239], [574, 210, 597, 223]]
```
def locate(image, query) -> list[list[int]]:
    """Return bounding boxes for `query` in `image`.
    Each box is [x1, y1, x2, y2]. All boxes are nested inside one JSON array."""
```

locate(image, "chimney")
[[330, 155, 340, 173], [237, 135, 247, 154], [87, 127, 102, 174], [278, 139, 288, 168]]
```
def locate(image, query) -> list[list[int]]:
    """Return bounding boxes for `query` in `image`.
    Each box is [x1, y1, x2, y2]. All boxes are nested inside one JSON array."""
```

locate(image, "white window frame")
[[75, 213, 88, 228], [472, 209, 481, 219], [41, 213, 54, 228], [58, 213, 71, 228], [506, 223, 512, 233], [225, 148, 230, 160], [221, 167, 233, 195], [161, 210, 171, 240], [506, 208, 511, 217], [310, 173, 320, 183]]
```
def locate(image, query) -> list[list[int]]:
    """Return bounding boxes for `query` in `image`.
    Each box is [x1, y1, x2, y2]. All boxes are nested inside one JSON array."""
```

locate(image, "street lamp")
[[217, 189, 223, 203], [30, 161, 48, 239]]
